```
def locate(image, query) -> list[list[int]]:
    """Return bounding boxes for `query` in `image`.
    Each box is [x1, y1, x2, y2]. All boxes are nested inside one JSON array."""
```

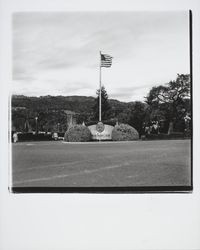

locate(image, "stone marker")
[[88, 123, 114, 141]]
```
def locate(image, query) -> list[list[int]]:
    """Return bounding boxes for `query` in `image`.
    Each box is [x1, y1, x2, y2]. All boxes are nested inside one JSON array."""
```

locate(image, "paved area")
[[11, 140, 191, 187]]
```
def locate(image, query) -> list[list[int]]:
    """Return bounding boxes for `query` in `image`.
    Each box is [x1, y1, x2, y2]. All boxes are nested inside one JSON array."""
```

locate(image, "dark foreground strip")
[[10, 186, 193, 194]]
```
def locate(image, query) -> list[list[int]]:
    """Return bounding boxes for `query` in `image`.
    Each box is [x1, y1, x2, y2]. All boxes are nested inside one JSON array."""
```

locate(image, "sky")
[[12, 11, 190, 102]]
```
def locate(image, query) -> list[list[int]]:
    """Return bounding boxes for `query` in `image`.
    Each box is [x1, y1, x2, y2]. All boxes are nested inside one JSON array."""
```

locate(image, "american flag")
[[101, 53, 113, 67]]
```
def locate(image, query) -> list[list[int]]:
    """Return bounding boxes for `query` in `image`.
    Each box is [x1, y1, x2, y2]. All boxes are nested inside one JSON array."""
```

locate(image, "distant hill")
[[11, 95, 137, 114], [12, 95, 94, 113]]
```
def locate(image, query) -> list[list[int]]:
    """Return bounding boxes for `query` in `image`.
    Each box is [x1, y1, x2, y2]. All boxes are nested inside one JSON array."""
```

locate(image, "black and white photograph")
[[11, 11, 192, 192], [1, 0, 200, 249]]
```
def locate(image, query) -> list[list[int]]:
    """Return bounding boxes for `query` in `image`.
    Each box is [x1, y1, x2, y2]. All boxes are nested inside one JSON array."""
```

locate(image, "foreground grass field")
[[11, 139, 191, 188]]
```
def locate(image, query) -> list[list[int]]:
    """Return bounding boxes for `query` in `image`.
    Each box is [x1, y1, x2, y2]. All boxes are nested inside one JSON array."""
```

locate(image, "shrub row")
[[13, 125, 187, 142]]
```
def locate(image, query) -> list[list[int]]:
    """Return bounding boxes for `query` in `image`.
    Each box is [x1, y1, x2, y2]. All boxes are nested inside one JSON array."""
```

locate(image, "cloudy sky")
[[12, 11, 190, 102]]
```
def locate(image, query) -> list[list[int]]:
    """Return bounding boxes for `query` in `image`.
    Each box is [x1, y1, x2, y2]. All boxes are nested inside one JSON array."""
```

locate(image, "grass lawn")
[[11, 139, 191, 188]]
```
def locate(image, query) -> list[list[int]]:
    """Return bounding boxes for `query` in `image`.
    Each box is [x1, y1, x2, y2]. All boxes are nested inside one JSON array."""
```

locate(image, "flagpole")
[[99, 51, 102, 122]]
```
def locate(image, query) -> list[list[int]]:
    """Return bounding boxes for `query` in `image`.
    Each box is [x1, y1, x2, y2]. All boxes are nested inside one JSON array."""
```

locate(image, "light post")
[[35, 116, 38, 134]]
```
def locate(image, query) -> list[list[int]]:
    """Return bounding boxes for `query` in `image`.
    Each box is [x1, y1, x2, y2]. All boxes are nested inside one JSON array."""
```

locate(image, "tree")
[[145, 74, 191, 133], [128, 101, 147, 136], [92, 86, 111, 121]]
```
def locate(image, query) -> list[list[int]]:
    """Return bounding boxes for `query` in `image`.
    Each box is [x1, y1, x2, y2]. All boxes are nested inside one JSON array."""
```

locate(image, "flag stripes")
[[101, 53, 113, 67]]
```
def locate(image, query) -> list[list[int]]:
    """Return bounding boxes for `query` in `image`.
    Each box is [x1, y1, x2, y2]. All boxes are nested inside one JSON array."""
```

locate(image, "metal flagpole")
[[99, 51, 102, 122]]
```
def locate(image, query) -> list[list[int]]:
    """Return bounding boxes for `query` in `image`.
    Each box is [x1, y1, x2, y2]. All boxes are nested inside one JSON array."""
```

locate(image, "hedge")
[[112, 123, 139, 141], [64, 125, 92, 142], [145, 132, 186, 140], [15, 133, 53, 142]]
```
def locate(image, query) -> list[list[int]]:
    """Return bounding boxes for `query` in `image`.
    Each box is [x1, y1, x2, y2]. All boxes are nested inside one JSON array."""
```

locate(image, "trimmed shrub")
[[112, 123, 139, 141], [64, 125, 92, 142]]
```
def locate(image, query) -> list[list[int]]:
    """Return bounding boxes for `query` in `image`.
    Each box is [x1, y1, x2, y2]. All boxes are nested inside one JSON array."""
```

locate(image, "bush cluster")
[[112, 123, 139, 141], [64, 125, 92, 142]]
